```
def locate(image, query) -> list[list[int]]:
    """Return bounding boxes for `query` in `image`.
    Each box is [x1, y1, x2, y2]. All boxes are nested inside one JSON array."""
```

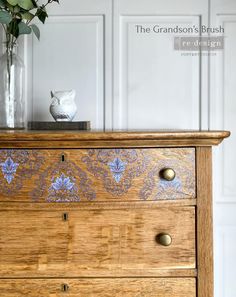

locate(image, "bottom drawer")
[[0, 278, 196, 296]]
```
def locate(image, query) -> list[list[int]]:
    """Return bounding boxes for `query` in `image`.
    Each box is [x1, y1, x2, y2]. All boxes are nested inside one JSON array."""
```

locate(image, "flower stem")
[[4, 31, 16, 127]]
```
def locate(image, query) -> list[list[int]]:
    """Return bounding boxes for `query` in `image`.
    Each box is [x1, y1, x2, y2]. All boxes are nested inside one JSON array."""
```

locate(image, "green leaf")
[[6, 2, 15, 11], [0, 0, 6, 8], [13, 4, 20, 12], [6, 0, 18, 6], [18, 0, 34, 10], [36, 7, 48, 24], [31, 0, 37, 8], [8, 19, 20, 38], [0, 11, 12, 24], [21, 11, 34, 21], [30, 23, 40, 40], [18, 21, 31, 34]]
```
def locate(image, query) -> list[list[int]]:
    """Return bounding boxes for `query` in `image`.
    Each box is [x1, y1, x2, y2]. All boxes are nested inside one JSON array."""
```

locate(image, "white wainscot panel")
[[115, 16, 201, 129], [31, 16, 104, 129], [214, 227, 236, 297], [213, 15, 236, 202]]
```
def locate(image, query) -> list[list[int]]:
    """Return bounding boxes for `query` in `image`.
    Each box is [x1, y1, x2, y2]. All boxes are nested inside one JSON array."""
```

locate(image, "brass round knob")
[[161, 168, 176, 181], [156, 233, 172, 247]]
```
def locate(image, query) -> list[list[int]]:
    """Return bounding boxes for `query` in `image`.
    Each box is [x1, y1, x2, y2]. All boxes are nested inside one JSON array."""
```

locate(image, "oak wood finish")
[[0, 278, 196, 297], [0, 130, 230, 148], [0, 130, 230, 296], [0, 198, 197, 210], [0, 207, 195, 277], [0, 148, 195, 202], [196, 147, 213, 297]]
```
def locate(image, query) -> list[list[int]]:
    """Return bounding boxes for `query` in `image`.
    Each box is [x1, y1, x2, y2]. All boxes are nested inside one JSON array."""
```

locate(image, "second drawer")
[[0, 207, 195, 277], [0, 278, 196, 297]]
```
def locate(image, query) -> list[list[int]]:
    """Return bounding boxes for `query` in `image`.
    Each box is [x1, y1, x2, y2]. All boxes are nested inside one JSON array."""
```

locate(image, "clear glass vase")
[[0, 43, 25, 129]]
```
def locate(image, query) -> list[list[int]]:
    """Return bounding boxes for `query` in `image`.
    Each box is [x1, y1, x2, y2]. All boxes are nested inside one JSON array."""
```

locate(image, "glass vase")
[[0, 44, 25, 129]]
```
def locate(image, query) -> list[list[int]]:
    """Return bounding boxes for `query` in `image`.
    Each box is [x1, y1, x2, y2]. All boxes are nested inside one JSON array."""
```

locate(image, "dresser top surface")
[[0, 130, 230, 148]]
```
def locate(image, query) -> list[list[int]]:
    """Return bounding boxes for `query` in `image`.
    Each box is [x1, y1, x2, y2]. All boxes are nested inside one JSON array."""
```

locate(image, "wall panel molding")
[[211, 14, 236, 202], [0, 0, 113, 129], [214, 227, 236, 297], [214, 228, 225, 297], [211, 4, 236, 296], [113, 14, 202, 130], [27, 15, 105, 129]]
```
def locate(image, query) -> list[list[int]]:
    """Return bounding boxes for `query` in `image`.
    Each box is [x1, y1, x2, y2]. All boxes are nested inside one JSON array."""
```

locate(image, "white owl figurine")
[[50, 90, 77, 122]]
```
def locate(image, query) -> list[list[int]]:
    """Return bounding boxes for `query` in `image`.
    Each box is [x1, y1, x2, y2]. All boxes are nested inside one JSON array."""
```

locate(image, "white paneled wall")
[[113, 15, 201, 129], [211, 1, 236, 297], [112, 0, 209, 130], [0, 0, 235, 295], [25, 0, 113, 129], [32, 16, 104, 128]]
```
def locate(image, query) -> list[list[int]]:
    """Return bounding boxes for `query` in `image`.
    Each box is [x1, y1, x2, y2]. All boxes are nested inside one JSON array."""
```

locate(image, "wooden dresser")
[[0, 130, 230, 297]]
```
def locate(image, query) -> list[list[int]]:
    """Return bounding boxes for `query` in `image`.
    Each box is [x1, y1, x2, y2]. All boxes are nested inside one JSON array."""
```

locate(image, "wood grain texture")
[[0, 278, 196, 297], [196, 147, 213, 297], [0, 148, 195, 202], [0, 207, 195, 277], [0, 130, 230, 148], [0, 131, 229, 296], [0, 199, 197, 211]]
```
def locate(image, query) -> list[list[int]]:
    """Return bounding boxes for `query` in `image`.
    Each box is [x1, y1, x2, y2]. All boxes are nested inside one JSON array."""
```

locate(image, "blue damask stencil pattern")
[[108, 157, 127, 183], [139, 150, 195, 201], [0, 150, 44, 196], [48, 173, 79, 202], [51, 173, 76, 191], [82, 149, 150, 196], [31, 157, 96, 203], [157, 178, 182, 195], [0, 157, 19, 184]]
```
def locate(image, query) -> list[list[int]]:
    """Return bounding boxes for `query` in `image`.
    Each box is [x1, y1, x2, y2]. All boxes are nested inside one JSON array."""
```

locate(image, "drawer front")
[[0, 278, 196, 297], [0, 148, 195, 202], [0, 207, 195, 277]]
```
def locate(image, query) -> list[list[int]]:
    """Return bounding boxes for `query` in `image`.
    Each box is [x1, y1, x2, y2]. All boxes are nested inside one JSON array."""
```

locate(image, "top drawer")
[[0, 148, 195, 202]]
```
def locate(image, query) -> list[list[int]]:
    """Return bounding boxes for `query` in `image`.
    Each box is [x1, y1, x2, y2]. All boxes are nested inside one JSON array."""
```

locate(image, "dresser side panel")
[[196, 147, 213, 297]]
